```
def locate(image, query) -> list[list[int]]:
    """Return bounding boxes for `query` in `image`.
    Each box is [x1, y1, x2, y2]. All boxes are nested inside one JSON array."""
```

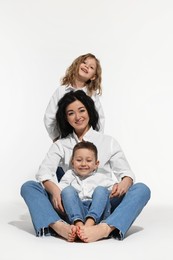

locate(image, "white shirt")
[[36, 127, 135, 185], [44, 85, 105, 140], [57, 169, 114, 201]]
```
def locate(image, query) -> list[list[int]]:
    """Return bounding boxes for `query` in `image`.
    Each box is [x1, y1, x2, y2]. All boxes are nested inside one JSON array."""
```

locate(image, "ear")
[[71, 159, 74, 166], [95, 160, 99, 168], [90, 74, 96, 81]]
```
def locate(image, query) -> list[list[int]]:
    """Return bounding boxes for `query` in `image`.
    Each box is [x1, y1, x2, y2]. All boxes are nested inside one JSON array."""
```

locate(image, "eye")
[[67, 112, 74, 116], [79, 108, 86, 113]]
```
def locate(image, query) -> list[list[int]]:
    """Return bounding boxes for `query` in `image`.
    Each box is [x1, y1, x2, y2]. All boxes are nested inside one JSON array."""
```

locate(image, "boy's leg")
[[61, 186, 86, 224], [86, 186, 110, 224]]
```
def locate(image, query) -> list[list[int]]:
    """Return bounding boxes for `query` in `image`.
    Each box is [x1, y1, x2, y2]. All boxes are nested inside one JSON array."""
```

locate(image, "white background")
[[1, 0, 173, 206], [1, 1, 173, 259]]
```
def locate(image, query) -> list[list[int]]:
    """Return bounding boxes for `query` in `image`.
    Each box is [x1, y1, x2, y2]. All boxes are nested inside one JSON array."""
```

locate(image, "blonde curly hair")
[[60, 53, 102, 96]]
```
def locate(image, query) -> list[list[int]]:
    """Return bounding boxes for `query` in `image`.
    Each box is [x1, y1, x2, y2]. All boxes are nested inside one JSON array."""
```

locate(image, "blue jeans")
[[106, 182, 151, 239], [20, 181, 150, 239], [61, 186, 111, 224]]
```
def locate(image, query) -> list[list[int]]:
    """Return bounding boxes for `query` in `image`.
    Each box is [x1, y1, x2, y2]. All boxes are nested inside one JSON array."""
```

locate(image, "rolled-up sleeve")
[[36, 142, 64, 183]]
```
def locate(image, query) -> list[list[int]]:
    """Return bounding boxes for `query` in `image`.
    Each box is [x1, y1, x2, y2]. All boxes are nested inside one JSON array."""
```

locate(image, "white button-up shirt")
[[44, 85, 105, 140], [36, 128, 135, 185], [57, 169, 115, 201]]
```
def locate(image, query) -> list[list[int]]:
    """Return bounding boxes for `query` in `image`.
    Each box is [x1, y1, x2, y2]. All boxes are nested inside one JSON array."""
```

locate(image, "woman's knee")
[[133, 182, 151, 201], [20, 180, 40, 197]]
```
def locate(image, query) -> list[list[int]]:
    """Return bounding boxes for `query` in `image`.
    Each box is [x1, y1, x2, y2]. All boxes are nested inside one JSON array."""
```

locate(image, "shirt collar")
[[65, 85, 87, 92], [72, 127, 94, 142]]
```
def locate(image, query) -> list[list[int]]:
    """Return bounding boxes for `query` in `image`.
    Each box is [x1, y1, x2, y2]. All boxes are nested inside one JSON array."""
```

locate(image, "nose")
[[81, 160, 86, 166], [75, 112, 80, 120], [84, 63, 88, 68]]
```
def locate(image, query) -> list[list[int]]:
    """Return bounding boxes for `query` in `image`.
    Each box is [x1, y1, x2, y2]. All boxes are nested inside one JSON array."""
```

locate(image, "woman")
[[21, 90, 151, 242]]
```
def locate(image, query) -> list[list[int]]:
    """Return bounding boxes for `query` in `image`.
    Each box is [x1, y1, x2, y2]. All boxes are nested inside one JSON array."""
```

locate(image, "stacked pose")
[[44, 53, 105, 142], [21, 90, 151, 242]]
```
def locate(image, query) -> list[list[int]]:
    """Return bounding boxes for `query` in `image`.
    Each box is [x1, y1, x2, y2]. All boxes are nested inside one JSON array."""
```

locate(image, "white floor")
[[1, 199, 172, 260]]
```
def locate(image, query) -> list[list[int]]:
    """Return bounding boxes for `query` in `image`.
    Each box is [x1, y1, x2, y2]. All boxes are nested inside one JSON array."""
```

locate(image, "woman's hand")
[[110, 176, 133, 198], [42, 180, 65, 213], [51, 192, 64, 213]]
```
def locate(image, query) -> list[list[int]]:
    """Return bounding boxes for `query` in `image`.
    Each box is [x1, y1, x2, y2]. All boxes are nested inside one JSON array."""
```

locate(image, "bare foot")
[[50, 221, 77, 242], [68, 225, 77, 242], [74, 220, 84, 227], [77, 223, 112, 243], [75, 226, 85, 242], [85, 217, 95, 227]]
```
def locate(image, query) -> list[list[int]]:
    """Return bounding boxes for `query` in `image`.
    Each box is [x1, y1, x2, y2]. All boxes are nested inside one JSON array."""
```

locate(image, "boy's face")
[[72, 148, 99, 177]]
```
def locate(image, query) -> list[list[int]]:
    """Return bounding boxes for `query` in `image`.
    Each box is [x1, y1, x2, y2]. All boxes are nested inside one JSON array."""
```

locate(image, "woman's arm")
[[110, 138, 136, 183], [36, 142, 63, 184], [43, 89, 60, 141], [93, 94, 105, 133]]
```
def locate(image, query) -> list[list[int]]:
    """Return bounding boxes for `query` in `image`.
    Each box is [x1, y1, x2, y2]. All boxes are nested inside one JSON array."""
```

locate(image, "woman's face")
[[66, 100, 90, 136]]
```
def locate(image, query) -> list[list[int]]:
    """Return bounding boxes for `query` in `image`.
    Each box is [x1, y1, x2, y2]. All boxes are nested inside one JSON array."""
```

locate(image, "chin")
[[76, 125, 87, 131]]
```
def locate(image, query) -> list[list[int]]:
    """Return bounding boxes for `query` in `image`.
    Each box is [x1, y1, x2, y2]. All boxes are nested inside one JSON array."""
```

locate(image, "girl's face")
[[72, 148, 99, 177], [78, 57, 97, 82], [66, 100, 90, 138]]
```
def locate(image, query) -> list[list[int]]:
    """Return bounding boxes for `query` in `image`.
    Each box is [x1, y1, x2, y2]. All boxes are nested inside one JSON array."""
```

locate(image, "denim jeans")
[[20, 181, 150, 239], [105, 182, 151, 239], [61, 186, 111, 224]]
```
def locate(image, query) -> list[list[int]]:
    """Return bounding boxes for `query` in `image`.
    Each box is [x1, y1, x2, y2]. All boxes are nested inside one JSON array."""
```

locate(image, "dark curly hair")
[[56, 90, 100, 138]]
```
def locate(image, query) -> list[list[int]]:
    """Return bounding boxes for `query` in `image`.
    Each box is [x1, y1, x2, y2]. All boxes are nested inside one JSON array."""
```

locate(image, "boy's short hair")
[[72, 141, 98, 160]]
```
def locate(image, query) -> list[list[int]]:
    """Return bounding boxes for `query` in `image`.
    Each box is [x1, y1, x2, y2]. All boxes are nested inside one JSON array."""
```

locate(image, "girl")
[[44, 53, 105, 142], [21, 90, 150, 243]]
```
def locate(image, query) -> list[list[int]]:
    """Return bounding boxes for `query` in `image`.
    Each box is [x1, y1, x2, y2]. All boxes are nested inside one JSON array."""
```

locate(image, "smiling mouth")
[[81, 68, 88, 73], [75, 119, 84, 125]]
